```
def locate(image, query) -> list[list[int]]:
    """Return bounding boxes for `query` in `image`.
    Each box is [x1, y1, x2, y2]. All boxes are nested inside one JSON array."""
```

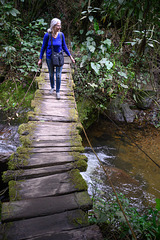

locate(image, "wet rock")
[[107, 97, 125, 122], [104, 166, 139, 186], [107, 98, 136, 123], [0, 153, 12, 163], [121, 103, 137, 123]]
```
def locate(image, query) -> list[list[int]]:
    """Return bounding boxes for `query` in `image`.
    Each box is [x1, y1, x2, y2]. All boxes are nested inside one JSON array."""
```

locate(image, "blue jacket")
[[39, 32, 71, 59]]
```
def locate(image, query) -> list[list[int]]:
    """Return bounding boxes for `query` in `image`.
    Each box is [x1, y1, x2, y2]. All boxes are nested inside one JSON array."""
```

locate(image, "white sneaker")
[[49, 88, 54, 94], [56, 92, 60, 99]]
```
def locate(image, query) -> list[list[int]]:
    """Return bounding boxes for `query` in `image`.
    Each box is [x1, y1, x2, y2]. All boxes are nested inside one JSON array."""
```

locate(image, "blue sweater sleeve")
[[61, 33, 71, 56]]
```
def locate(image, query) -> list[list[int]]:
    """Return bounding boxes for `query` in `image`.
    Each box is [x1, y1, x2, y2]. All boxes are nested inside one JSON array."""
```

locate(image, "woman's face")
[[53, 21, 61, 32]]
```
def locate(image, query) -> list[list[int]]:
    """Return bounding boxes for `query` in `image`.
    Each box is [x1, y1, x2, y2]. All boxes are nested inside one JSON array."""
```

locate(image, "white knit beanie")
[[47, 18, 61, 33]]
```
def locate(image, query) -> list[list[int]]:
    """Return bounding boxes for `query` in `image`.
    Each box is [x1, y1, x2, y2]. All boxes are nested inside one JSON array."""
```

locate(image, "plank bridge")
[[0, 55, 103, 240]]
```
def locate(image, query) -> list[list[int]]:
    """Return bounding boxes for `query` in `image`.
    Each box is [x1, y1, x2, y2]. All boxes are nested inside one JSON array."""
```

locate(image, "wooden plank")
[[8, 171, 87, 200], [34, 108, 77, 116], [23, 152, 86, 169], [19, 225, 103, 240], [44, 73, 71, 80], [28, 114, 77, 122], [43, 69, 70, 74], [3, 163, 74, 181], [32, 139, 81, 147], [38, 84, 73, 91], [28, 110, 78, 122], [32, 101, 75, 109], [28, 146, 84, 153], [32, 99, 76, 106], [2, 191, 92, 222], [2, 210, 89, 240], [32, 123, 80, 136], [35, 89, 74, 95], [30, 135, 82, 142]]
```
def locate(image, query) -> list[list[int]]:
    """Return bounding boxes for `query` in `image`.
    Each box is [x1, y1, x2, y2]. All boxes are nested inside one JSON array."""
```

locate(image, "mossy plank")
[[28, 114, 77, 122], [2, 210, 89, 240], [2, 191, 92, 223], [19, 152, 86, 169], [3, 163, 73, 182], [8, 172, 87, 200], [28, 146, 84, 153]]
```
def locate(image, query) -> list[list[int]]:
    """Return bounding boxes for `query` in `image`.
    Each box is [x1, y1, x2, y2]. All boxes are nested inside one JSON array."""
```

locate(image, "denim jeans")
[[46, 58, 63, 93]]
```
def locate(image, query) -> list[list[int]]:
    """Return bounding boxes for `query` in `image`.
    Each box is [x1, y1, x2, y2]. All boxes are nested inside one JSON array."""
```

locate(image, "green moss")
[[18, 122, 36, 135], [69, 169, 88, 191], [68, 209, 88, 227], [67, 95, 75, 101], [75, 191, 93, 210], [76, 121, 83, 132], [2, 169, 24, 183], [76, 96, 98, 129], [33, 105, 42, 114], [71, 146, 84, 152], [69, 152, 88, 162], [27, 111, 36, 121], [19, 135, 32, 147], [35, 73, 45, 86], [9, 180, 21, 201], [69, 108, 78, 121], [34, 89, 43, 99], [66, 91, 74, 97], [72, 159, 87, 172], [66, 80, 73, 91], [17, 146, 32, 155], [31, 99, 40, 108], [68, 134, 82, 147], [7, 147, 30, 170]]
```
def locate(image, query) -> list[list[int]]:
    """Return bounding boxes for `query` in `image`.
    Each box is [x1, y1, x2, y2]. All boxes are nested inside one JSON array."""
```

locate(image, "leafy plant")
[[89, 193, 160, 239], [73, 14, 135, 114]]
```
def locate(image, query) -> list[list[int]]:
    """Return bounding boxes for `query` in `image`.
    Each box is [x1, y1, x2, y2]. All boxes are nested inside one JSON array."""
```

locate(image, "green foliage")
[[73, 1, 159, 126], [89, 193, 160, 239], [0, 2, 47, 116], [0, 78, 36, 122], [0, 1, 48, 78], [0, 14, 47, 77], [73, 16, 135, 113]]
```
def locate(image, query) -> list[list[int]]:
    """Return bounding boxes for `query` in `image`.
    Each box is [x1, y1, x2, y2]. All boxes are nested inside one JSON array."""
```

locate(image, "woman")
[[38, 18, 75, 99]]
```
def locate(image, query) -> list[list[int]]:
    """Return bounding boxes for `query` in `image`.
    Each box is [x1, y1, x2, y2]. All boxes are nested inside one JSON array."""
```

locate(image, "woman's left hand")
[[70, 55, 75, 64]]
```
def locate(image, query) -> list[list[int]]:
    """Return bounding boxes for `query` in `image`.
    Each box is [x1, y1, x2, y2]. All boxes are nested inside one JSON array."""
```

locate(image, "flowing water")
[[0, 124, 20, 202], [81, 119, 160, 210]]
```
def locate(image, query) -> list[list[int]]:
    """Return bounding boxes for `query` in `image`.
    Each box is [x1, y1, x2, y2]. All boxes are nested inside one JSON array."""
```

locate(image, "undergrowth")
[[89, 193, 160, 240]]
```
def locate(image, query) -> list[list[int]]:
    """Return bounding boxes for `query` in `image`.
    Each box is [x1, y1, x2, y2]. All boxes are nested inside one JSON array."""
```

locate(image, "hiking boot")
[[49, 88, 54, 94], [56, 92, 60, 100]]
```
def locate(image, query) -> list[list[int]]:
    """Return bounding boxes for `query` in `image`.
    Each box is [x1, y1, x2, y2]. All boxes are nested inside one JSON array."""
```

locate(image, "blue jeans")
[[46, 58, 63, 93]]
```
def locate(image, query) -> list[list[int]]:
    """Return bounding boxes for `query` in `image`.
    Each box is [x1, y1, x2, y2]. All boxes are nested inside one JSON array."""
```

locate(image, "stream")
[[81, 118, 160, 210], [0, 117, 160, 210]]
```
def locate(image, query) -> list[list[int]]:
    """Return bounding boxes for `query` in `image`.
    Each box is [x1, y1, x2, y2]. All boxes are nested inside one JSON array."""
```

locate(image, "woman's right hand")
[[38, 59, 42, 67]]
